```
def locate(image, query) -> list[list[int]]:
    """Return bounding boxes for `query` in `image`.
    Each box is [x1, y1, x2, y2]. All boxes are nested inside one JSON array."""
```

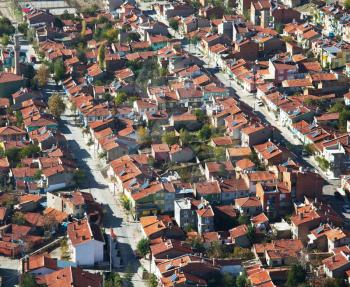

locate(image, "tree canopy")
[[48, 93, 66, 118], [136, 238, 150, 257]]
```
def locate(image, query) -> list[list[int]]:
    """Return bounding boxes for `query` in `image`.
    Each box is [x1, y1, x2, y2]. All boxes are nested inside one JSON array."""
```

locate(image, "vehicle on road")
[[256, 100, 263, 106], [343, 204, 350, 213]]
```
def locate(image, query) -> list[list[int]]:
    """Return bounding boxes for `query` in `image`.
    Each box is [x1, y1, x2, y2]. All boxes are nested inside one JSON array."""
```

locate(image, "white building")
[[67, 219, 105, 266]]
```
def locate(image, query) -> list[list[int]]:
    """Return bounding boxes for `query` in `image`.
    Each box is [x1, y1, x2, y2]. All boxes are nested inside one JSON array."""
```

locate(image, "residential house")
[[235, 197, 262, 216], [67, 219, 105, 266]]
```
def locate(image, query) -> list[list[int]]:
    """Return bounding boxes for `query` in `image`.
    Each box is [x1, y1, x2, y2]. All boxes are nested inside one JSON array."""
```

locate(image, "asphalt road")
[[60, 110, 147, 286]]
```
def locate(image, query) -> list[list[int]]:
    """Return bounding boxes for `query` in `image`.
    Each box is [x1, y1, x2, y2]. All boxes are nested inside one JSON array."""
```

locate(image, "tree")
[[0, 17, 15, 36], [18, 23, 28, 36], [247, 225, 256, 243], [60, 237, 71, 260], [12, 212, 25, 225], [198, 124, 212, 140], [136, 238, 150, 257], [148, 274, 158, 287], [137, 126, 151, 145], [126, 32, 140, 42], [81, 19, 86, 37], [5, 147, 21, 167], [169, 19, 179, 31], [238, 215, 249, 225], [214, 147, 226, 161], [194, 109, 208, 123], [162, 131, 178, 145], [53, 59, 65, 83], [36, 65, 49, 87], [232, 247, 255, 260], [97, 44, 106, 70], [123, 264, 134, 286], [48, 93, 66, 118], [1, 34, 9, 46], [345, 0, 350, 10], [236, 272, 248, 287], [20, 273, 40, 287], [105, 272, 123, 287], [23, 64, 35, 80], [208, 241, 226, 258], [34, 169, 42, 180], [179, 129, 191, 146], [286, 264, 307, 287], [222, 273, 235, 287], [73, 169, 86, 187], [20, 144, 40, 158], [104, 28, 119, 43], [115, 91, 127, 105], [322, 278, 347, 287]]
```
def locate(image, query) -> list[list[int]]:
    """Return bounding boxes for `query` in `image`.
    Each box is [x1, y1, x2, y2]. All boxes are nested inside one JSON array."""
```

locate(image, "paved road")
[[183, 43, 338, 183], [60, 110, 147, 286]]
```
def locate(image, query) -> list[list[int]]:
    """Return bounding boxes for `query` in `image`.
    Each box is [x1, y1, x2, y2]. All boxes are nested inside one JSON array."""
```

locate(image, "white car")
[[256, 100, 263, 106]]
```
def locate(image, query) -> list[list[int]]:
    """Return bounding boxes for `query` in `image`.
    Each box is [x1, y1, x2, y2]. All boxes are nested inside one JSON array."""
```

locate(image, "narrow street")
[[183, 44, 339, 184], [60, 110, 147, 286]]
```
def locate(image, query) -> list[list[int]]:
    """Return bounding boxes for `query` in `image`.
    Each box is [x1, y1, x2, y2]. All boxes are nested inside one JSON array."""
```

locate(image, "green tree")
[[222, 273, 235, 287], [48, 93, 66, 118], [232, 247, 255, 260], [162, 131, 178, 145], [73, 169, 86, 186], [179, 129, 191, 145], [286, 264, 307, 287], [105, 272, 123, 287], [328, 102, 345, 113], [23, 64, 35, 80], [238, 215, 249, 225], [208, 241, 226, 258], [169, 19, 179, 31], [214, 147, 226, 161], [104, 28, 119, 43], [15, 111, 23, 126], [198, 124, 212, 140], [194, 109, 208, 123], [236, 271, 248, 287], [123, 264, 134, 286], [54, 17, 63, 29], [20, 273, 40, 287], [1, 34, 9, 46], [345, 0, 350, 10], [97, 44, 106, 70], [247, 225, 256, 243], [12, 212, 25, 225], [115, 91, 127, 105], [18, 23, 28, 36], [5, 148, 21, 167], [148, 274, 158, 287], [315, 156, 330, 171], [34, 169, 42, 180], [0, 17, 15, 36], [136, 238, 150, 257], [53, 59, 65, 83], [339, 109, 350, 131], [126, 32, 140, 43], [20, 144, 40, 158]]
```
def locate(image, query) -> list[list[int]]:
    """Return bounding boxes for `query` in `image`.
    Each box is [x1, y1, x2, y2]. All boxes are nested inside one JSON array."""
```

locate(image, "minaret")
[[14, 33, 21, 75]]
